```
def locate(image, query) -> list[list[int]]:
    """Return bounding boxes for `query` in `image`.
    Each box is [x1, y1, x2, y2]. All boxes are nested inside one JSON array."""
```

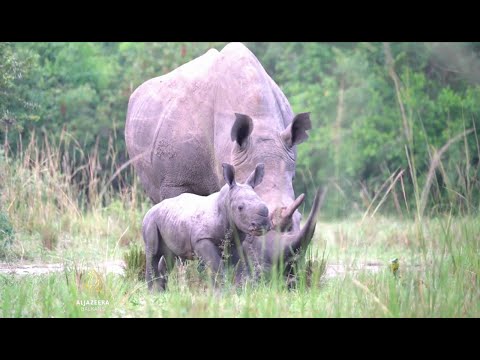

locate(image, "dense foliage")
[[1, 42, 479, 218]]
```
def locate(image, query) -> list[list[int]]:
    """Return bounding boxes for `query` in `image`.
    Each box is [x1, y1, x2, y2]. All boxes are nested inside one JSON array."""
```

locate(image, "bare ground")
[[0, 261, 387, 278]]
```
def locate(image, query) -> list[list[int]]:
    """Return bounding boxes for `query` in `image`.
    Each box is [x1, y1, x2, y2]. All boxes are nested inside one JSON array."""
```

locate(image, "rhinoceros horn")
[[241, 187, 326, 277], [267, 187, 324, 263], [270, 193, 305, 232], [283, 187, 324, 257]]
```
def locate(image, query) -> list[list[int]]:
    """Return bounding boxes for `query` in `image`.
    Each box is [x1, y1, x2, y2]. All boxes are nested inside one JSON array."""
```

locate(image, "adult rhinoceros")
[[125, 42, 320, 270]]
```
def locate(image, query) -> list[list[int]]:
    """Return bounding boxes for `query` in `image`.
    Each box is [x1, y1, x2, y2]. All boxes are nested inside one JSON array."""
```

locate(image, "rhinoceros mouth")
[[248, 223, 270, 236], [249, 228, 268, 236]]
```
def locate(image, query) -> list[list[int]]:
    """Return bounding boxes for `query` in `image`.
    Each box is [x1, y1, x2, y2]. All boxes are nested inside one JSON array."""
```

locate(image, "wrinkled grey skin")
[[142, 163, 270, 292], [125, 42, 311, 235], [237, 187, 325, 282]]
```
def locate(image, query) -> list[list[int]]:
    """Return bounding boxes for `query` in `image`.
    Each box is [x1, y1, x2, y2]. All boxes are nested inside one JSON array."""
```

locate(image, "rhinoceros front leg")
[[193, 238, 224, 286]]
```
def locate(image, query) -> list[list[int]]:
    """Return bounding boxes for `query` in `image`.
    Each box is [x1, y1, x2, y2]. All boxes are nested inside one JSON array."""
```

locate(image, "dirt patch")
[[0, 261, 125, 276], [324, 262, 384, 279], [0, 260, 388, 278]]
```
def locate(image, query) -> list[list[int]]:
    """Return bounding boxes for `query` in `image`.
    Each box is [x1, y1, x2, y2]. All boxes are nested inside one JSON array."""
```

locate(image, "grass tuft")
[[123, 242, 146, 281]]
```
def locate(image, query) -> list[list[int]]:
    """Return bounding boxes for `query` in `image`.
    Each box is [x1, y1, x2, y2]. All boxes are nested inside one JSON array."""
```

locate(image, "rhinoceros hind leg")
[[146, 253, 163, 292], [156, 256, 168, 291], [143, 220, 170, 292], [147, 250, 173, 292]]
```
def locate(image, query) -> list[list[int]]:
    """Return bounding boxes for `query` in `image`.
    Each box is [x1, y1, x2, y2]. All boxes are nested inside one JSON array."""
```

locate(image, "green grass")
[[0, 214, 478, 317], [0, 132, 478, 317]]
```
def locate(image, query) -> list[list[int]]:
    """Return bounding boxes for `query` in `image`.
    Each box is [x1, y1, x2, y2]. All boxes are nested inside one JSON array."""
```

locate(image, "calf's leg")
[[193, 238, 224, 287], [156, 256, 168, 291], [143, 220, 169, 292]]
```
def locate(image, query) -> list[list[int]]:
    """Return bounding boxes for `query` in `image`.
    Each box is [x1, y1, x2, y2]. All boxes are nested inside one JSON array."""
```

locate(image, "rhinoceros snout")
[[249, 217, 271, 235], [256, 205, 269, 218]]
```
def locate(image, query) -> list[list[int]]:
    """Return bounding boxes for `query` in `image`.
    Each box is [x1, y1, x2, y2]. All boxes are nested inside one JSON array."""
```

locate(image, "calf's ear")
[[246, 163, 265, 189], [222, 163, 236, 188], [281, 112, 312, 147], [231, 113, 253, 148]]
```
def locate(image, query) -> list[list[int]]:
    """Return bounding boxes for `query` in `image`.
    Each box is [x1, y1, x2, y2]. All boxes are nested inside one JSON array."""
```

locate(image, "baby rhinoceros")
[[142, 163, 271, 291]]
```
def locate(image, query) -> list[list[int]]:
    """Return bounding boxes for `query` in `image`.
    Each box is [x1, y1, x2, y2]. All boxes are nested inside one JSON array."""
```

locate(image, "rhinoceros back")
[[125, 48, 222, 203], [125, 43, 294, 204]]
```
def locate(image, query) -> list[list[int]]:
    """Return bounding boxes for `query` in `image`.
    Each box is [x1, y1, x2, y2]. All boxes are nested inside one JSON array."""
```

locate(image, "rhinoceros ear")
[[222, 163, 236, 189], [231, 113, 253, 147], [281, 112, 312, 147], [245, 163, 265, 189]]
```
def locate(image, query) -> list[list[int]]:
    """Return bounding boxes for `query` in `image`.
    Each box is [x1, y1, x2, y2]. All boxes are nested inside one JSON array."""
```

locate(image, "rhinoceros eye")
[[238, 205, 244, 211]]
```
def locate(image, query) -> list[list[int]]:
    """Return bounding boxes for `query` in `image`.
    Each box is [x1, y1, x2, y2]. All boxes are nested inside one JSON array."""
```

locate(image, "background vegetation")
[[2, 42, 479, 218]]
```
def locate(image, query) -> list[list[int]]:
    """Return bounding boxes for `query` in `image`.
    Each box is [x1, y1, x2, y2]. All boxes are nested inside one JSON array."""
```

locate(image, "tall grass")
[[1, 213, 478, 317], [0, 129, 148, 262], [0, 118, 478, 317]]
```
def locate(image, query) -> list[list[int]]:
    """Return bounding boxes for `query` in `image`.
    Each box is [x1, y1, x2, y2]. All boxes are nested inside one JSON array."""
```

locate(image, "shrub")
[[0, 211, 14, 259]]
